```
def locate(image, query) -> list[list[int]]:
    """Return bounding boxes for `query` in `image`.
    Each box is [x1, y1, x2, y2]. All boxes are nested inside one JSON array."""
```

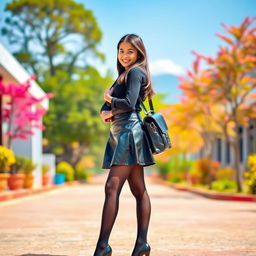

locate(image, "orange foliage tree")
[[198, 16, 256, 192], [173, 16, 256, 192]]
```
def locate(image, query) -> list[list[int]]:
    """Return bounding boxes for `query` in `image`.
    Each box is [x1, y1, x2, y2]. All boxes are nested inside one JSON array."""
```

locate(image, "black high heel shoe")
[[133, 243, 151, 256], [103, 245, 112, 256], [93, 244, 112, 256]]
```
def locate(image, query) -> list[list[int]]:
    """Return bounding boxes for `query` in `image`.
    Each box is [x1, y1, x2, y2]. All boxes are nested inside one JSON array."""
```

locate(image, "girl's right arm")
[[110, 67, 143, 115], [100, 101, 111, 113]]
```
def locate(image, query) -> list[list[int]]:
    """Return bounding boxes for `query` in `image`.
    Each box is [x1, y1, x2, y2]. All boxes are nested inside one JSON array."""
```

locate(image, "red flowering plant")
[[0, 75, 53, 148]]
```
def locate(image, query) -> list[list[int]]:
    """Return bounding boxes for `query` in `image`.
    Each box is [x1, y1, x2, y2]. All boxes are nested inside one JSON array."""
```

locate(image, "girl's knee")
[[105, 177, 120, 196], [130, 186, 147, 199]]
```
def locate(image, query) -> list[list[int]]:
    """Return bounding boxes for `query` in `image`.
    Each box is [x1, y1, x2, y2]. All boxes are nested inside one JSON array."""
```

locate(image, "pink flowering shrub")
[[0, 75, 53, 147]]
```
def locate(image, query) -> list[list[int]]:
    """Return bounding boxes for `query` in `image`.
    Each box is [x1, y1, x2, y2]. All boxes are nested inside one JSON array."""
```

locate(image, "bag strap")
[[139, 97, 155, 115]]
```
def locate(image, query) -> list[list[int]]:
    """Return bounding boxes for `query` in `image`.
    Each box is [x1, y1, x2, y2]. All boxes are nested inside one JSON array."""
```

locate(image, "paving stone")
[[0, 172, 255, 256]]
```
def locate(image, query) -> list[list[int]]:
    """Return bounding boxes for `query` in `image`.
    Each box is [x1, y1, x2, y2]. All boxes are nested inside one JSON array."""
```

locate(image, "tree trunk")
[[231, 139, 242, 192], [232, 114, 243, 192], [207, 140, 216, 189]]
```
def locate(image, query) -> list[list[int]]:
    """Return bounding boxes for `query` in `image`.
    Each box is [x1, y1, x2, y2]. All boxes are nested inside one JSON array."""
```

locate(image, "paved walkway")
[[0, 172, 256, 256]]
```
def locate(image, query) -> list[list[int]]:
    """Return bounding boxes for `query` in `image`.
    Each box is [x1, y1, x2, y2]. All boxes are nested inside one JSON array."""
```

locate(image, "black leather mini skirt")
[[102, 111, 155, 169]]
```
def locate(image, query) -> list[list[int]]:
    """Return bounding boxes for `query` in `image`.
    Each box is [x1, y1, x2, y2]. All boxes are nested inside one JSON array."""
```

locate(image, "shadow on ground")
[[18, 254, 66, 256]]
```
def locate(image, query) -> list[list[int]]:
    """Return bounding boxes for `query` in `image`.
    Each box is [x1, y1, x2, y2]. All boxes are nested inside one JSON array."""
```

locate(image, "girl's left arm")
[[110, 67, 143, 115]]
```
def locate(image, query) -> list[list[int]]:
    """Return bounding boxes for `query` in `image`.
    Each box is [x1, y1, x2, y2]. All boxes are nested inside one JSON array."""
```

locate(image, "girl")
[[93, 33, 156, 256]]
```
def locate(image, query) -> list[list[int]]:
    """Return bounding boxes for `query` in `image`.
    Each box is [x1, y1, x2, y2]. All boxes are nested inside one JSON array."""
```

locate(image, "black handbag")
[[139, 97, 172, 154]]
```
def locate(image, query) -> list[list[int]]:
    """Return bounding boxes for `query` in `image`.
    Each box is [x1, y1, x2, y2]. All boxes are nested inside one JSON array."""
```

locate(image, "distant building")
[[192, 118, 256, 164], [190, 112, 256, 179]]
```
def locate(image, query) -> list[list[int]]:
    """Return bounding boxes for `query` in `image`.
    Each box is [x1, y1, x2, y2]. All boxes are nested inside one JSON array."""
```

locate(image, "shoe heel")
[[139, 250, 150, 256], [104, 245, 112, 256]]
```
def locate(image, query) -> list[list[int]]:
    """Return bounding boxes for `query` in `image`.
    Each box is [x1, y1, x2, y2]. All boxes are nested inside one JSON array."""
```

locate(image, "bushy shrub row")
[[156, 153, 256, 194]]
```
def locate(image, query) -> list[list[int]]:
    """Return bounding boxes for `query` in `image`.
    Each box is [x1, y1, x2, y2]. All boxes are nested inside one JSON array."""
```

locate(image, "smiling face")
[[118, 41, 138, 70]]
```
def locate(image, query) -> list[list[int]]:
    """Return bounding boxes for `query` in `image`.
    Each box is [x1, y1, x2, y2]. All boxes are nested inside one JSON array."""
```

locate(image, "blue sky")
[[0, 0, 255, 86], [80, 0, 256, 77]]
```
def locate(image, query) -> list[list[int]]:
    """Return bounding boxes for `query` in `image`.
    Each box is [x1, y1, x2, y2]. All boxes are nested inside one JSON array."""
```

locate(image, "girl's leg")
[[93, 164, 134, 255], [127, 164, 151, 255]]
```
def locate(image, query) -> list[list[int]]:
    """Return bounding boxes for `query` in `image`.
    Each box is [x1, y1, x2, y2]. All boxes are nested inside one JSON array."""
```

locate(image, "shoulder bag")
[[139, 97, 172, 154]]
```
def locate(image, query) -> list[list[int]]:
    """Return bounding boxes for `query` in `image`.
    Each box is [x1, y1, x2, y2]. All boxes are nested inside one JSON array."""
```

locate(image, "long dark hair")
[[116, 33, 155, 100]]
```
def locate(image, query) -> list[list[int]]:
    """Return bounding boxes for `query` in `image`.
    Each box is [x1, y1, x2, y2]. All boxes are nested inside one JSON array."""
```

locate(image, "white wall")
[[42, 153, 56, 185], [11, 118, 43, 188]]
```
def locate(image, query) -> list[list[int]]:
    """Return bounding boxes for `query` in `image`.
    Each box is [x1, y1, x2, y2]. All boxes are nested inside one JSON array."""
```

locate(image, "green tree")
[[1, 0, 104, 79], [1, 0, 110, 167], [43, 67, 114, 166]]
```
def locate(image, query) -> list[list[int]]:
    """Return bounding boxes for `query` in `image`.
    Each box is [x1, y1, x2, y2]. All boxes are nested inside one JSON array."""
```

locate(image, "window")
[[217, 138, 222, 162], [239, 127, 243, 162], [249, 121, 256, 154], [226, 141, 230, 164]]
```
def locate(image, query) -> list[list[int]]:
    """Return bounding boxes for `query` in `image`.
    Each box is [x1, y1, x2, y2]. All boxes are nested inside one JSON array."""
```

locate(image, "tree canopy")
[[2, 0, 104, 79], [1, 0, 111, 167]]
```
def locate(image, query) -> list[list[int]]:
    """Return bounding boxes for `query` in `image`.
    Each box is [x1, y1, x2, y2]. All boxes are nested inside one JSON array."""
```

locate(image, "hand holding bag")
[[139, 97, 172, 154]]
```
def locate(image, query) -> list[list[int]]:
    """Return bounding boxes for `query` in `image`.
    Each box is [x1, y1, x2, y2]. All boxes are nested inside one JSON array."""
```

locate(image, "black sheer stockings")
[[93, 164, 151, 256], [128, 164, 151, 256]]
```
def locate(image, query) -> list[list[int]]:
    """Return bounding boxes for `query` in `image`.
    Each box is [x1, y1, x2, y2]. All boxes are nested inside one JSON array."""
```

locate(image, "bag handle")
[[139, 97, 155, 115]]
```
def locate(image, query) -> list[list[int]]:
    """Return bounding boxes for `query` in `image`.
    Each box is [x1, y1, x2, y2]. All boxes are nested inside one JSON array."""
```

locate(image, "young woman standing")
[[94, 33, 156, 256]]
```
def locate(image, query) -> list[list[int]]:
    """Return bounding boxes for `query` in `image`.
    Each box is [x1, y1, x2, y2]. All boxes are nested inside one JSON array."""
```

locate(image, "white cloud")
[[149, 59, 185, 76], [86, 57, 185, 77]]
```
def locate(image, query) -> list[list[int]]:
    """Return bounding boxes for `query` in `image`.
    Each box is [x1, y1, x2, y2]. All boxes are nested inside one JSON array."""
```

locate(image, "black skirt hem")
[[101, 161, 156, 170]]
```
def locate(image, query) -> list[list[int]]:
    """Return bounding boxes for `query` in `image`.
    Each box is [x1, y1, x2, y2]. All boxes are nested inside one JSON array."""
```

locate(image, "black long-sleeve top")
[[100, 67, 147, 115]]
